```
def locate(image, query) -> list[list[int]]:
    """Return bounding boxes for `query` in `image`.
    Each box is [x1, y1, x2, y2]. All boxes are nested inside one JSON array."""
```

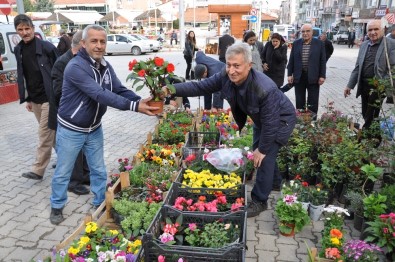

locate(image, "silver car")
[[106, 34, 153, 55], [130, 34, 162, 52]]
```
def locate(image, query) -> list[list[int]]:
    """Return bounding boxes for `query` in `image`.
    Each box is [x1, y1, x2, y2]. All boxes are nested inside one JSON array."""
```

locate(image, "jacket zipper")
[[71, 101, 83, 119], [89, 67, 102, 132]]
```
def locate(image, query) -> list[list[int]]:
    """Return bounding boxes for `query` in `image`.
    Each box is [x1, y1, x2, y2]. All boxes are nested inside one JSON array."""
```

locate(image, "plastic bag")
[[205, 148, 245, 173], [380, 116, 395, 140]]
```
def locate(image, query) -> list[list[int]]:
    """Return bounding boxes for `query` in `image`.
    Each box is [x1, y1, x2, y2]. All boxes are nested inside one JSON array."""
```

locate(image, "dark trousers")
[[69, 150, 90, 188], [251, 126, 282, 203], [348, 39, 354, 48], [294, 72, 320, 115], [204, 91, 224, 110], [184, 55, 194, 80], [170, 39, 177, 45], [360, 81, 385, 138]]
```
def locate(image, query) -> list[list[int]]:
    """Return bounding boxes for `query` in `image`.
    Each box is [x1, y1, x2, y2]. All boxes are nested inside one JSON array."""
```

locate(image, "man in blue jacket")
[[194, 51, 225, 111], [288, 24, 326, 118], [49, 25, 158, 225], [14, 14, 59, 181], [163, 43, 296, 218]]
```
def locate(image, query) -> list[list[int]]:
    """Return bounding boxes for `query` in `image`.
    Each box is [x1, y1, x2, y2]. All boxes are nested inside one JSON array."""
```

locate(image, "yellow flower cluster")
[[182, 169, 242, 189], [85, 222, 98, 234], [127, 239, 142, 254]]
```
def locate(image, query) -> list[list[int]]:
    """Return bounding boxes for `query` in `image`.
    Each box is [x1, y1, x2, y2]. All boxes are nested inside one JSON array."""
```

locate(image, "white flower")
[[290, 180, 294, 187], [204, 148, 210, 153], [244, 146, 250, 151], [323, 205, 350, 216]]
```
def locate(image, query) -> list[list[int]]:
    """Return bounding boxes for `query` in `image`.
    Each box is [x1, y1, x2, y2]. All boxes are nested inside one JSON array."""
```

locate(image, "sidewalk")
[[0, 45, 391, 261]]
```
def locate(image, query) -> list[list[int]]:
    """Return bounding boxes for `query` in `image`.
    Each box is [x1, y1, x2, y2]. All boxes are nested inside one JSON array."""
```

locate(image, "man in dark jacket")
[[57, 29, 71, 55], [14, 14, 59, 180], [49, 30, 90, 196], [348, 29, 356, 48], [320, 32, 334, 62], [194, 51, 225, 111], [287, 23, 326, 117], [49, 25, 158, 225], [163, 43, 296, 218], [218, 33, 235, 63]]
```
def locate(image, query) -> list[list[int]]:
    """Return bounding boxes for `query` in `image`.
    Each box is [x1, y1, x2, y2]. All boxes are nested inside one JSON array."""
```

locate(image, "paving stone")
[[256, 220, 277, 235], [245, 240, 258, 258], [276, 235, 298, 245], [0, 220, 22, 236], [5, 246, 39, 261], [0, 236, 18, 248], [21, 226, 53, 243], [256, 234, 278, 251], [0, 247, 18, 261], [17, 217, 47, 232], [276, 243, 299, 261], [245, 258, 258, 262], [246, 225, 258, 241], [43, 225, 71, 241], [294, 224, 315, 239], [255, 250, 278, 262]]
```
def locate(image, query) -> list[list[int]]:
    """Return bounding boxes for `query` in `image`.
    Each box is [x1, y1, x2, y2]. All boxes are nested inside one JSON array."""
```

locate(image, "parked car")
[[46, 36, 60, 47], [333, 31, 349, 44], [130, 34, 162, 52], [106, 34, 153, 55]]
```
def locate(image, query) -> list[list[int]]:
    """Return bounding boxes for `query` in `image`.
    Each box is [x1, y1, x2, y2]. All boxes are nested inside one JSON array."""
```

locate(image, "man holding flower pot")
[[163, 43, 296, 217], [49, 25, 158, 225]]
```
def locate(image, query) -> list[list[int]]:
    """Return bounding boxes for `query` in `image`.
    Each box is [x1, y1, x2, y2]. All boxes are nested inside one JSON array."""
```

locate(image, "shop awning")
[[46, 10, 103, 25]]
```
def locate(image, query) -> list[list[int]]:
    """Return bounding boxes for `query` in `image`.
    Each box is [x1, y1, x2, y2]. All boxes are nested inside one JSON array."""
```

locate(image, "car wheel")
[[153, 50, 159, 52], [106, 53, 113, 56], [131, 46, 141, 55]]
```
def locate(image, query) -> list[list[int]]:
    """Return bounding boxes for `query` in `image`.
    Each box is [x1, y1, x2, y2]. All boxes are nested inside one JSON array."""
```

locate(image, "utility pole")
[[180, 0, 185, 49], [16, 0, 24, 14]]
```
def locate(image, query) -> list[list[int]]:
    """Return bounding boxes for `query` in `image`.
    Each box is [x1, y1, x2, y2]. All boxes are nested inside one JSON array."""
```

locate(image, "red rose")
[[154, 57, 164, 67], [128, 59, 137, 70], [167, 63, 175, 73], [138, 69, 146, 77]]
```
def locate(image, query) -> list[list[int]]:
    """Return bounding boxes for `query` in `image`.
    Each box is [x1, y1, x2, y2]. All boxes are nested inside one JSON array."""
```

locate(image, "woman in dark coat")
[[261, 33, 288, 88], [183, 31, 197, 80]]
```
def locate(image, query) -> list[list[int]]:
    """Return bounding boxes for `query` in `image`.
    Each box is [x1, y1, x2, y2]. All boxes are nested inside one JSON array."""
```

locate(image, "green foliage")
[[165, 111, 193, 124], [23, 0, 34, 12], [365, 213, 395, 259], [363, 193, 387, 221], [275, 195, 310, 233], [345, 191, 364, 215], [379, 184, 395, 212], [156, 121, 191, 144], [34, 0, 55, 12]]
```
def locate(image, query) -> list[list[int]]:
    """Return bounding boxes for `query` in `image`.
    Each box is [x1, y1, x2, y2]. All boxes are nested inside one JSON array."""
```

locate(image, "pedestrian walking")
[[261, 33, 288, 88], [57, 29, 71, 55], [162, 43, 296, 218], [49, 25, 159, 225], [183, 30, 197, 80], [243, 31, 264, 72], [287, 23, 326, 118], [14, 14, 59, 180], [49, 30, 91, 196], [348, 29, 356, 48], [320, 32, 334, 62], [194, 51, 225, 111], [170, 30, 178, 45], [344, 20, 395, 143]]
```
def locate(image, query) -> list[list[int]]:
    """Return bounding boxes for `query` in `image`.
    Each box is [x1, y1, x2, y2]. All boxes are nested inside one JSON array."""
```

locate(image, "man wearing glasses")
[[287, 24, 326, 119]]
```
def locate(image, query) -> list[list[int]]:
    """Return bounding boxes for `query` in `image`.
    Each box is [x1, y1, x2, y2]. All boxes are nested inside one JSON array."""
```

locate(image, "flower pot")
[[359, 219, 371, 240], [301, 202, 310, 212], [147, 100, 164, 114], [353, 212, 363, 231], [309, 203, 325, 221], [279, 222, 295, 237], [386, 252, 395, 262]]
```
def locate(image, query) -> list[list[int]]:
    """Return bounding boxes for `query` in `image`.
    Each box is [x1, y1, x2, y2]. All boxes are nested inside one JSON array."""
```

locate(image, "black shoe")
[[22, 172, 43, 180], [247, 200, 267, 218], [68, 184, 90, 195], [50, 208, 64, 225], [52, 164, 56, 169], [272, 184, 281, 191]]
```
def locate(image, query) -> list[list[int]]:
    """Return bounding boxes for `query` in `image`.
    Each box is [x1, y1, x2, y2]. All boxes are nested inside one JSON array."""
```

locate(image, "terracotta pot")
[[279, 223, 295, 237], [147, 99, 164, 114]]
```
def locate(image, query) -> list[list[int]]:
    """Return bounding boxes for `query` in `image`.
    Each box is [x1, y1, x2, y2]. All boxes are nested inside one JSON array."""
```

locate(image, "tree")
[[34, 0, 55, 12], [173, 19, 179, 30], [23, 0, 34, 12]]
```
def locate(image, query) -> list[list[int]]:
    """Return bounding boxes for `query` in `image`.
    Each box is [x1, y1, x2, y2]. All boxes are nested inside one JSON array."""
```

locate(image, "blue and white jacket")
[[57, 48, 141, 133]]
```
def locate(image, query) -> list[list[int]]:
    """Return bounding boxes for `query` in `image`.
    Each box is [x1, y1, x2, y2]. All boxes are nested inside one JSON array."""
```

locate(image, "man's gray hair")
[[82, 25, 106, 40], [71, 30, 83, 48], [225, 42, 252, 64]]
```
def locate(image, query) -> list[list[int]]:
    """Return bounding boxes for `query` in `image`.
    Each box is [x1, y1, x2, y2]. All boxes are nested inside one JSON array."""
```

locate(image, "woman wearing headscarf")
[[243, 31, 264, 72], [183, 30, 197, 80], [261, 33, 288, 88]]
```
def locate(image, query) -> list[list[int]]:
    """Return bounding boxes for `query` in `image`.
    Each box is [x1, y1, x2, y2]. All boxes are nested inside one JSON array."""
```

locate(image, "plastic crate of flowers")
[[163, 182, 246, 214], [183, 131, 220, 158], [142, 205, 246, 262]]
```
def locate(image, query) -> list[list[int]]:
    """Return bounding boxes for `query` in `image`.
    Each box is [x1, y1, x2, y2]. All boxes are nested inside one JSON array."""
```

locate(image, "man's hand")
[[253, 148, 266, 168], [169, 100, 177, 107], [161, 86, 171, 99], [138, 97, 160, 116], [25, 102, 33, 112], [288, 76, 293, 85], [344, 87, 352, 98], [318, 77, 325, 85], [263, 63, 269, 71]]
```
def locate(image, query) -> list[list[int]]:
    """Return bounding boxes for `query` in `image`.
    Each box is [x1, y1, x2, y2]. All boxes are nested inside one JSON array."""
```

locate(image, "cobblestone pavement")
[[0, 44, 391, 261]]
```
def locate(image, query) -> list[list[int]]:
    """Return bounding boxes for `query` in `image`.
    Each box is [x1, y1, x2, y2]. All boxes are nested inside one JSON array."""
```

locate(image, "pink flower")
[[188, 223, 197, 231], [231, 202, 243, 211], [124, 165, 133, 171], [383, 227, 389, 234], [163, 224, 178, 235], [283, 194, 297, 205], [159, 233, 174, 243], [158, 255, 166, 262]]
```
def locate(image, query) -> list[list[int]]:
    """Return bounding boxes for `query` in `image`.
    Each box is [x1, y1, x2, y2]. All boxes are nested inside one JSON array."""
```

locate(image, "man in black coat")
[[49, 31, 90, 195], [320, 32, 334, 62], [218, 33, 235, 63], [348, 29, 356, 48], [57, 29, 71, 55], [14, 14, 59, 180]]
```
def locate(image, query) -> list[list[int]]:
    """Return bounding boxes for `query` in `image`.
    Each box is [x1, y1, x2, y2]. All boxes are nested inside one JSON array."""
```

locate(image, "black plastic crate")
[[183, 132, 221, 158], [142, 206, 247, 262], [164, 182, 246, 213], [175, 168, 246, 186]]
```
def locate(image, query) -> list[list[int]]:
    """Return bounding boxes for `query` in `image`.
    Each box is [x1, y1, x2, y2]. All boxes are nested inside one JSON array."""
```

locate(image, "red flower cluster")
[[173, 193, 244, 212]]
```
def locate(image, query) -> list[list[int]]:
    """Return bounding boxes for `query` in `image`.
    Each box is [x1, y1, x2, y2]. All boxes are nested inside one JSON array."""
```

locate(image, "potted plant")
[[308, 185, 328, 221], [379, 184, 395, 213], [275, 194, 310, 236], [127, 57, 176, 114], [343, 239, 383, 262], [365, 213, 395, 261], [362, 192, 387, 240], [345, 191, 365, 231]]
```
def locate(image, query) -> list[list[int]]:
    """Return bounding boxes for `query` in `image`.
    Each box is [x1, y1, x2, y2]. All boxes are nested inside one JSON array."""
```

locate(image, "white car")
[[106, 34, 153, 55], [130, 34, 162, 52]]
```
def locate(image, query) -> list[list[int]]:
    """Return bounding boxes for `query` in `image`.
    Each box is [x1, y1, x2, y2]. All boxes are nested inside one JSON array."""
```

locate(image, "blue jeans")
[[50, 125, 107, 209], [251, 125, 282, 203]]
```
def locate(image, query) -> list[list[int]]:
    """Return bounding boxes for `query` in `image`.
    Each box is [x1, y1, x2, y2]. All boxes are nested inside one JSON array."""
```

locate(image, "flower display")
[[172, 193, 245, 212], [320, 227, 344, 260], [53, 222, 141, 261], [181, 169, 242, 189], [136, 143, 183, 166], [127, 57, 176, 101], [343, 239, 382, 262]]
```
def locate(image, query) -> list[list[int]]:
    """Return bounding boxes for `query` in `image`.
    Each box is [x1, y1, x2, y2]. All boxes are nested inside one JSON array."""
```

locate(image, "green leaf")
[[175, 214, 183, 225]]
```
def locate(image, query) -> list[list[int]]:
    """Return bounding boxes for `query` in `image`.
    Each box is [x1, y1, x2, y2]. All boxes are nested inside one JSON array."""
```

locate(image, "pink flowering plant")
[[343, 239, 382, 262], [172, 193, 245, 212], [275, 194, 310, 234], [365, 212, 395, 261], [158, 214, 185, 245]]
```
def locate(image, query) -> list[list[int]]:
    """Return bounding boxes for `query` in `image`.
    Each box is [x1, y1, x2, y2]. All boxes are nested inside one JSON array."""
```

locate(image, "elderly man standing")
[[163, 43, 296, 218], [50, 25, 158, 225], [344, 20, 395, 141], [287, 24, 326, 118]]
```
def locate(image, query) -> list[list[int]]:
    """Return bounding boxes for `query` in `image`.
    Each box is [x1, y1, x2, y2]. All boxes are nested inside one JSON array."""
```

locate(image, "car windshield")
[[129, 35, 140, 41], [138, 35, 149, 40]]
